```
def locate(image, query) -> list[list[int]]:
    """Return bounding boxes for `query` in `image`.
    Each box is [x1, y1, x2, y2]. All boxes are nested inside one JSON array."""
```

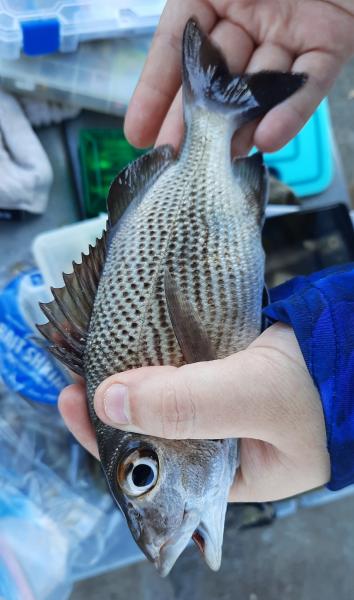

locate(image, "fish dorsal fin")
[[164, 269, 216, 363], [37, 230, 107, 376], [107, 145, 175, 227], [38, 146, 176, 375], [232, 152, 268, 223]]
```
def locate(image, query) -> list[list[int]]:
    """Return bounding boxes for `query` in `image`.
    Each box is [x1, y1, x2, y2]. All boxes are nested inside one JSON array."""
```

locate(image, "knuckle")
[[158, 378, 196, 439]]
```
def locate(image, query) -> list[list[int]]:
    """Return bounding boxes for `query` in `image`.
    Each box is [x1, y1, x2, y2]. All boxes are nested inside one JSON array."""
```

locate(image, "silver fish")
[[38, 19, 306, 576]]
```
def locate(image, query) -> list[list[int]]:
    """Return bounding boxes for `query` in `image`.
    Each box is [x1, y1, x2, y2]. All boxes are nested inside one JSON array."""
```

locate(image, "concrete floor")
[[71, 496, 354, 600], [70, 59, 354, 600]]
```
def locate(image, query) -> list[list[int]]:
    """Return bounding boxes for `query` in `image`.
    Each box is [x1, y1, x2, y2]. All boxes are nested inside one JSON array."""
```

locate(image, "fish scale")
[[87, 109, 262, 397], [38, 18, 306, 576]]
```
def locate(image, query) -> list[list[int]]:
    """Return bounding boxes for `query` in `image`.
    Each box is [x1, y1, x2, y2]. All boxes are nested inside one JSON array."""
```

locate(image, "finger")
[[154, 18, 255, 150], [154, 89, 183, 149], [229, 430, 330, 503], [92, 347, 294, 441], [229, 438, 291, 502], [59, 384, 99, 460], [254, 50, 341, 152], [232, 42, 293, 156], [124, 1, 216, 148]]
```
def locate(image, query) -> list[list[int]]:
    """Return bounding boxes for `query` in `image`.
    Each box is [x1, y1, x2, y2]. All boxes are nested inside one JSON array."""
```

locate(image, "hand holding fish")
[[59, 322, 330, 502], [124, 0, 354, 153]]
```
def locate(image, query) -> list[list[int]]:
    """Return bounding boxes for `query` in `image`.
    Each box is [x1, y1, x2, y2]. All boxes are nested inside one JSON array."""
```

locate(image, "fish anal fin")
[[107, 145, 175, 227], [164, 269, 215, 363], [233, 152, 268, 224]]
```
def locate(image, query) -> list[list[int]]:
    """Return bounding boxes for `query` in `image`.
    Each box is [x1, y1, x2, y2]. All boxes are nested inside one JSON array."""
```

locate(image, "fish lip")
[[154, 509, 200, 577], [192, 521, 222, 572], [153, 510, 223, 577]]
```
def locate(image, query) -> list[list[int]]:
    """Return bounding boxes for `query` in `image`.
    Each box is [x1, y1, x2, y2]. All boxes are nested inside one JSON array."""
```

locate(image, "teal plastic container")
[[261, 99, 333, 198]]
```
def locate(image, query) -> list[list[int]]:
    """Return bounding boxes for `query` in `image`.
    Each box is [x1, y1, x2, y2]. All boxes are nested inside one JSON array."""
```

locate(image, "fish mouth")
[[154, 509, 200, 577], [191, 520, 223, 572], [154, 506, 225, 577]]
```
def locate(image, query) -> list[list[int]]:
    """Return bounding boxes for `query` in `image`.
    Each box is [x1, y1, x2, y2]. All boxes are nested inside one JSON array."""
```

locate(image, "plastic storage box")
[[262, 100, 333, 198], [79, 128, 146, 217], [0, 0, 165, 59], [0, 35, 150, 114]]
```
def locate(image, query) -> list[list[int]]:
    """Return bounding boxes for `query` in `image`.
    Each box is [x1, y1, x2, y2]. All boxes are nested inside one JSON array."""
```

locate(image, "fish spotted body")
[[38, 19, 306, 576]]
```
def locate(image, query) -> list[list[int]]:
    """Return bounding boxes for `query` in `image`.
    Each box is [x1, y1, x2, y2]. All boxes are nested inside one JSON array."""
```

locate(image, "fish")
[[37, 18, 306, 576]]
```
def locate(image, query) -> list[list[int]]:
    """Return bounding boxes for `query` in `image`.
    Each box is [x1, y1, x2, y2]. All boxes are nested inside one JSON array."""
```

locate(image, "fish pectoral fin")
[[164, 269, 216, 363], [36, 231, 108, 376], [232, 152, 268, 224], [107, 145, 176, 227], [261, 284, 272, 332]]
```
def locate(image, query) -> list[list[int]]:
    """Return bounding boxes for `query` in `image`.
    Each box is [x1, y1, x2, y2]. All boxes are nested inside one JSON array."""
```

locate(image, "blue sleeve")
[[263, 263, 354, 491]]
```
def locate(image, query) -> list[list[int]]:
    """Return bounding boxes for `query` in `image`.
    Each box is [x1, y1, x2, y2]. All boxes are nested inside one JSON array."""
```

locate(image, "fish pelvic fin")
[[182, 18, 307, 127], [164, 269, 216, 363], [269, 175, 298, 205], [37, 231, 108, 376], [232, 152, 268, 224]]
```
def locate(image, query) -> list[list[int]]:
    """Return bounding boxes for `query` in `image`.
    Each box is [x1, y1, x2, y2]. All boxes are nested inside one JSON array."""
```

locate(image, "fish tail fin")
[[182, 18, 307, 127]]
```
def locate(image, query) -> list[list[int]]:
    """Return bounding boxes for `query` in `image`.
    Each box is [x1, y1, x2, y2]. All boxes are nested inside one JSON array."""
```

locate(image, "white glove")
[[20, 96, 80, 127], [0, 89, 53, 214]]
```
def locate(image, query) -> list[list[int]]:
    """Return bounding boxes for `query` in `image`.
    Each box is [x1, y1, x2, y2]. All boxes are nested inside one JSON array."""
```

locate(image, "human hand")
[[124, 0, 354, 154], [59, 323, 330, 502]]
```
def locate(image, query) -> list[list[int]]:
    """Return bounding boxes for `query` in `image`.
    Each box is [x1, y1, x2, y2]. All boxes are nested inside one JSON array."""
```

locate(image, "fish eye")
[[117, 449, 159, 497]]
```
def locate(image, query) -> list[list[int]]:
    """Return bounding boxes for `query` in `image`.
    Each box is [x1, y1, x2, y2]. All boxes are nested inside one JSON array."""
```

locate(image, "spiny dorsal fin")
[[36, 231, 107, 376], [38, 146, 176, 376], [164, 269, 216, 363], [232, 152, 268, 224], [107, 145, 175, 227]]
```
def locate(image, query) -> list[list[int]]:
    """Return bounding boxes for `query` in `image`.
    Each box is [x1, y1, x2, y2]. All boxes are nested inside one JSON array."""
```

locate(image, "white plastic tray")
[[32, 214, 107, 289]]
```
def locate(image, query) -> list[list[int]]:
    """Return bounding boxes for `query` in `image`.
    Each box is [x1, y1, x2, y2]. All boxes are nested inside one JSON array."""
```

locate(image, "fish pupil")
[[132, 464, 154, 487]]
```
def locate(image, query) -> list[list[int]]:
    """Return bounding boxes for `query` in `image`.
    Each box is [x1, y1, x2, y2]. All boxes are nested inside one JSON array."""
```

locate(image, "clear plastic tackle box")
[[0, 35, 150, 113], [0, 0, 165, 59]]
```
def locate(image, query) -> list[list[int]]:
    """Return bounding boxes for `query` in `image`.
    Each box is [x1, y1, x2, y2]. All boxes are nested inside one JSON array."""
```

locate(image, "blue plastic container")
[[261, 99, 333, 198]]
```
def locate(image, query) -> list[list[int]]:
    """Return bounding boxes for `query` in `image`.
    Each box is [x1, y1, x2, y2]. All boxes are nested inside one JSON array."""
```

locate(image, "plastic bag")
[[0, 268, 143, 599], [0, 268, 68, 404]]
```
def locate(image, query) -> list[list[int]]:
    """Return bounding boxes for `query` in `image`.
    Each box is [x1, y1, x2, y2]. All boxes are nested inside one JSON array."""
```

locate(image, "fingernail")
[[103, 384, 130, 424]]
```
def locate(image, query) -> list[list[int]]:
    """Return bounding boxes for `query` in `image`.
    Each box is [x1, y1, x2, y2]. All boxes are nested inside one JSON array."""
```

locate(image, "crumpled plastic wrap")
[[0, 268, 143, 600], [0, 386, 115, 600]]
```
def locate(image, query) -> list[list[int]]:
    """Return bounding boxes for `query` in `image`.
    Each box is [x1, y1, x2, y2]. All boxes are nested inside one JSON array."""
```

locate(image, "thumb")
[[93, 353, 274, 440]]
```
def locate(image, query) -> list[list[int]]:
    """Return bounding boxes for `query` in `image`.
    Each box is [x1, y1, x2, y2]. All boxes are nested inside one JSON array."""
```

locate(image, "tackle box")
[[0, 35, 150, 114], [261, 99, 333, 198], [0, 0, 165, 59], [79, 128, 146, 217]]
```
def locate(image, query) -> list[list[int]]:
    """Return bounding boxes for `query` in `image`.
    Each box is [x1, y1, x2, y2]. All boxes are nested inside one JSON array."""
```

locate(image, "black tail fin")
[[182, 18, 307, 127]]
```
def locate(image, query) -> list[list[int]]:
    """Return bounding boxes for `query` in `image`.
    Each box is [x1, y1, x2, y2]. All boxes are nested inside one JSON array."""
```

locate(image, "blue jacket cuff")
[[263, 263, 354, 491]]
